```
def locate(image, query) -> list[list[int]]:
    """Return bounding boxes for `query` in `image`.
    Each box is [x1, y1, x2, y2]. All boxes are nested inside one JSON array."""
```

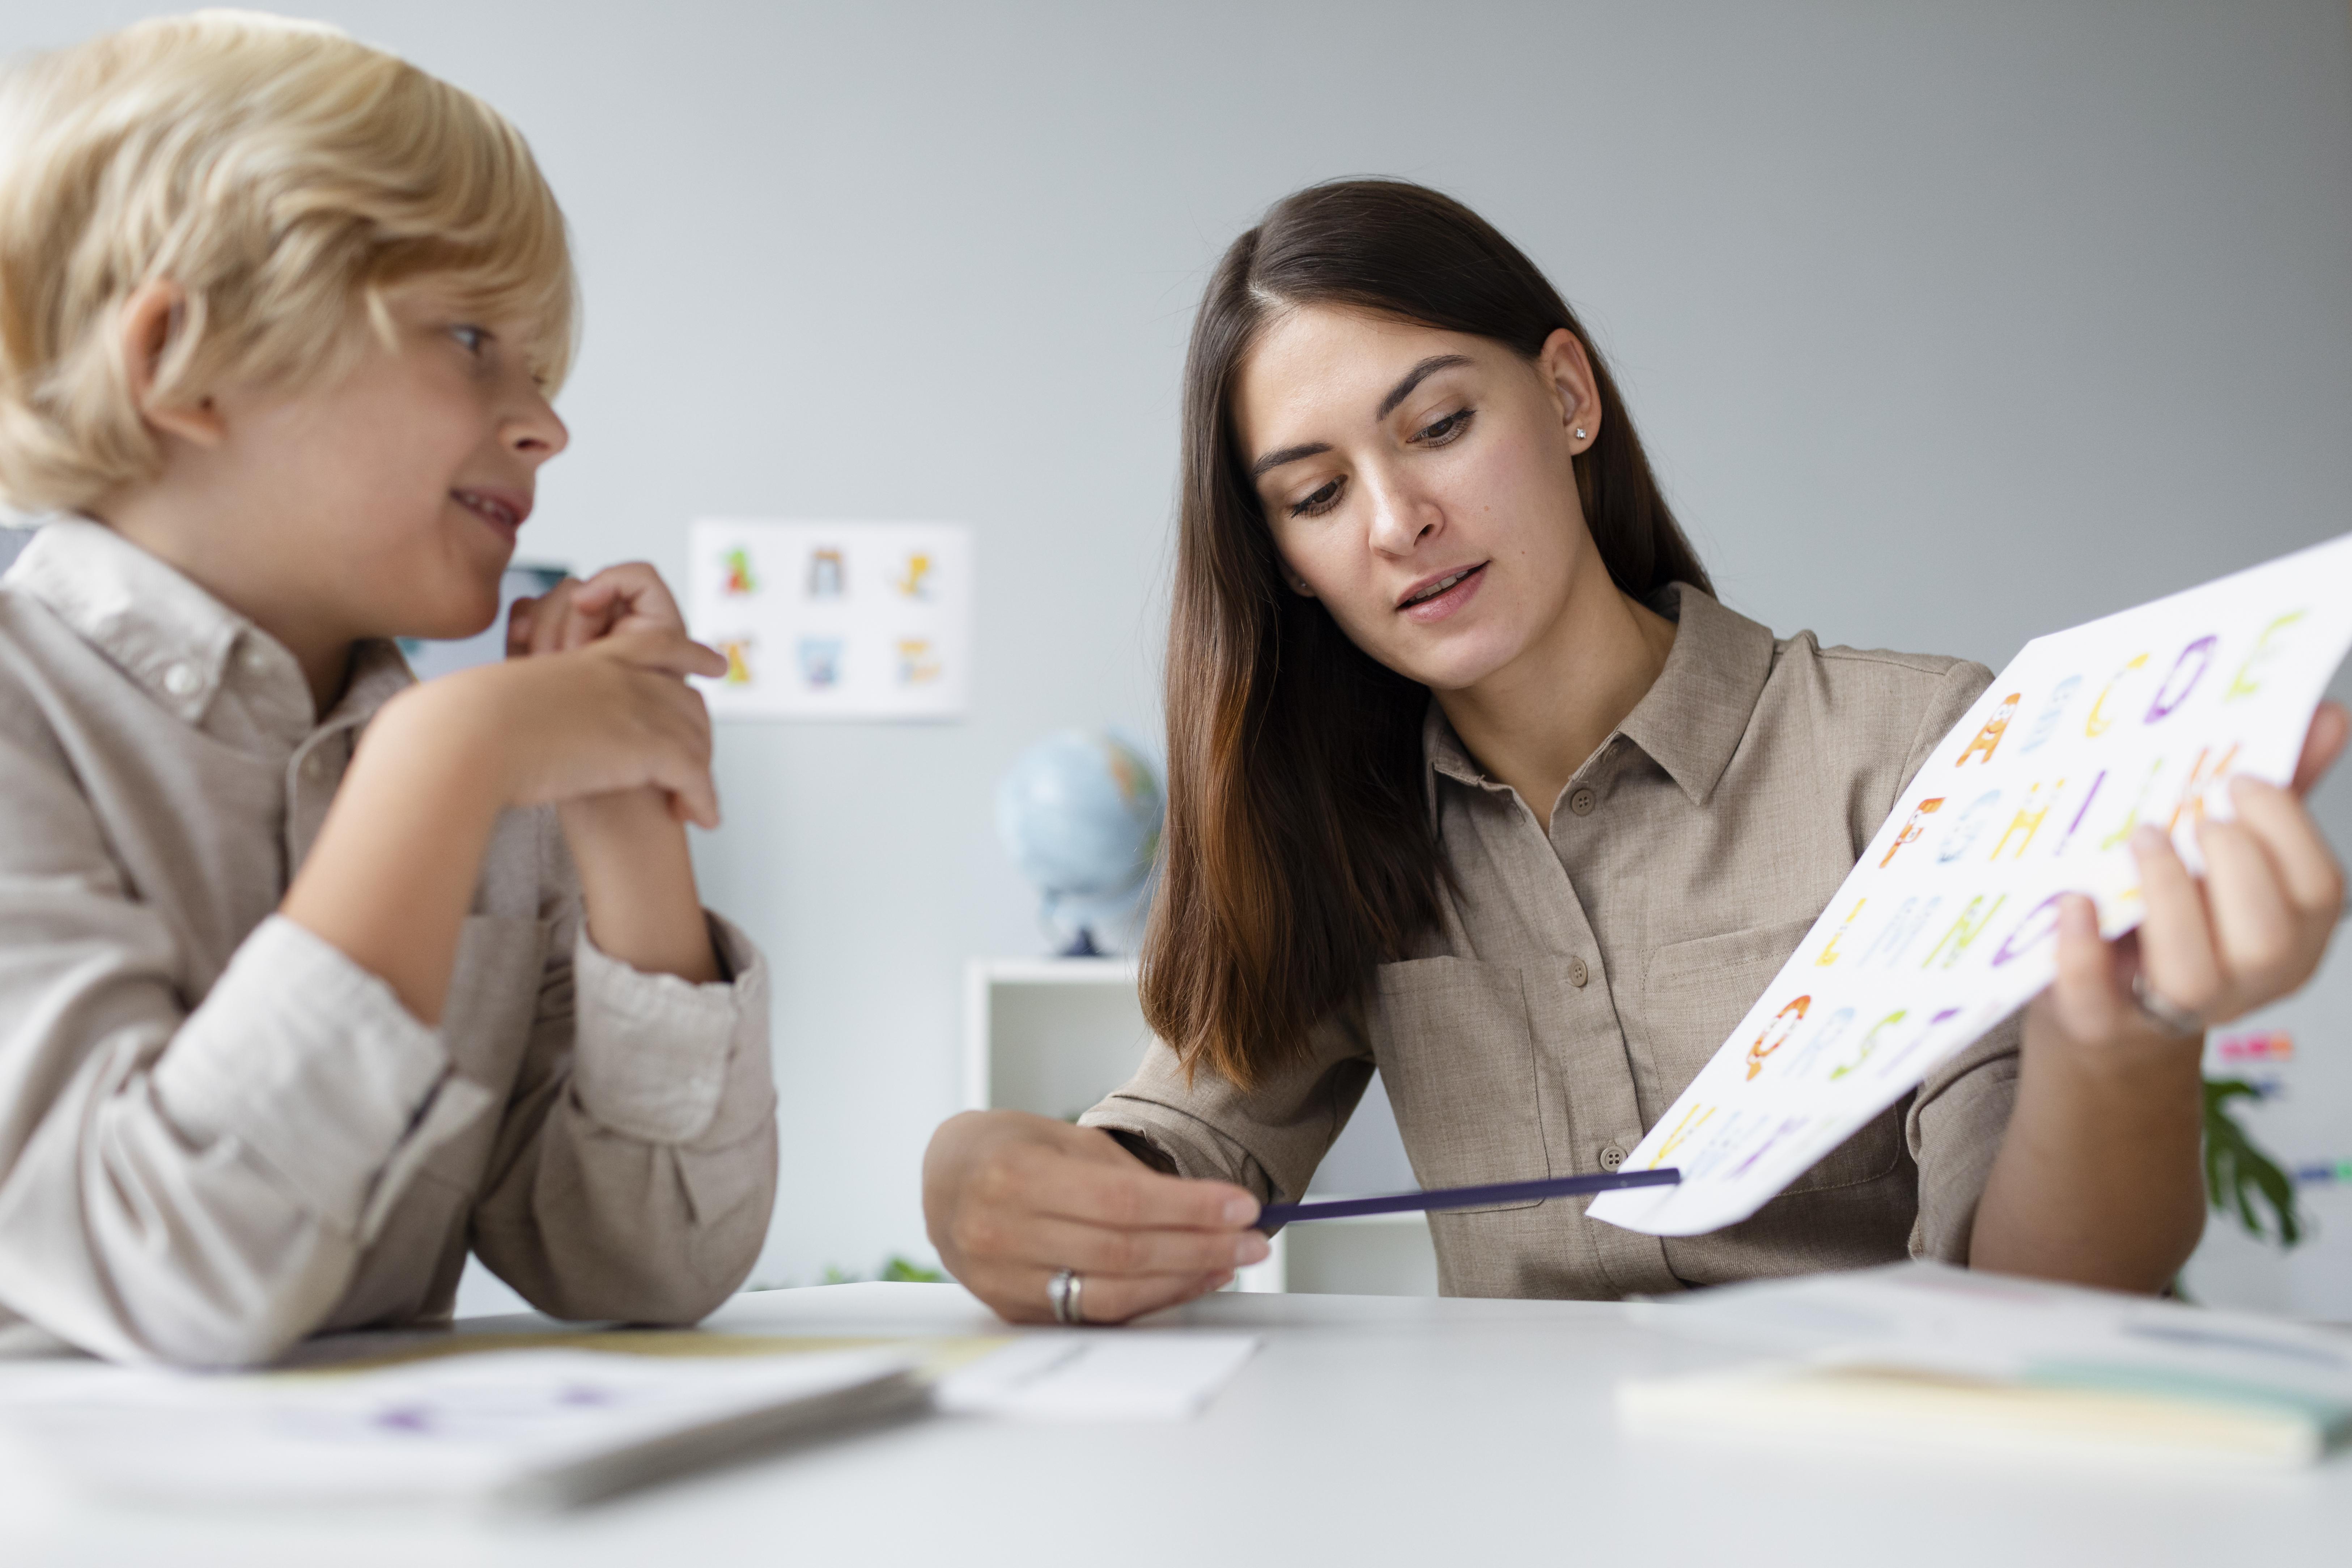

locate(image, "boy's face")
[[209, 286, 568, 646]]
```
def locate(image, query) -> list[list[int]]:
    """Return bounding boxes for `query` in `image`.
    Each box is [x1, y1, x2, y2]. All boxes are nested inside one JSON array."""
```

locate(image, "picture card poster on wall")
[[688, 519, 972, 720], [1588, 532, 2352, 1238]]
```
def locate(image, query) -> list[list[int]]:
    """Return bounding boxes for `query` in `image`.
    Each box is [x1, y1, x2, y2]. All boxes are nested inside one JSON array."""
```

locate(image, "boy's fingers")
[[2131, 825, 2224, 1016], [536, 579, 578, 644], [506, 598, 537, 658], [575, 562, 685, 635], [2291, 701, 2351, 798], [2230, 776, 2347, 918], [599, 627, 728, 679]]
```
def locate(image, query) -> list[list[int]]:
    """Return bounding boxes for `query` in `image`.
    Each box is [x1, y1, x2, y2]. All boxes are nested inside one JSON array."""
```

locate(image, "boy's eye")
[[449, 324, 489, 354], [1412, 408, 1474, 446], [1289, 476, 1345, 519]]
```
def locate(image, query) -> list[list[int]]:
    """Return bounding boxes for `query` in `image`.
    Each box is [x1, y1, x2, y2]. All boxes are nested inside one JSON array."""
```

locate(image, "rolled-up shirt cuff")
[[149, 914, 454, 1232], [568, 911, 766, 1144]]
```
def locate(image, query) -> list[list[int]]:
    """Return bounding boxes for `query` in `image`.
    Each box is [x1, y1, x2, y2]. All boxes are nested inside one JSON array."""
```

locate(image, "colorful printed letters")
[[1589, 532, 2352, 1240]]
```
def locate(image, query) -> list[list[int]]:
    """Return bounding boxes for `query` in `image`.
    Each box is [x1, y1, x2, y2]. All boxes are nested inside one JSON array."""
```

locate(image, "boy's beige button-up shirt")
[[0, 520, 778, 1364], [1082, 584, 2023, 1299]]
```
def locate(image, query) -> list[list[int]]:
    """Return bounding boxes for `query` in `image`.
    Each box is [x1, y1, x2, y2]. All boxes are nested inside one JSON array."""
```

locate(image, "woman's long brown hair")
[[1140, 179, 1712, 1090]]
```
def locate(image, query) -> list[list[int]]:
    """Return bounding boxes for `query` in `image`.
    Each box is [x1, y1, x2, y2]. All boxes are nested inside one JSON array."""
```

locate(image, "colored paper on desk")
[[1619, 1262, 2352, 1466], [1589, 534, 2352, 1237]]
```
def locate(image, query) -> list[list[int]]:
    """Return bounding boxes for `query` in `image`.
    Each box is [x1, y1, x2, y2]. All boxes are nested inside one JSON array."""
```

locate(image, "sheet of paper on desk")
[[0, 1345, 919, 1508], [933, 1333, 1260, 1420], [1589, 532, 2352, 1238]]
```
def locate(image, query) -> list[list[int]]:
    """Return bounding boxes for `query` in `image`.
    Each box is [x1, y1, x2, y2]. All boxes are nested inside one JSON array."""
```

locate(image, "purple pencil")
[[1257, 1168, 1681, 1229]]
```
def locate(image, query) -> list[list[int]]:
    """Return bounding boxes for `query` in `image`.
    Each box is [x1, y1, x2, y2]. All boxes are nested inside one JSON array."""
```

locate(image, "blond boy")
[[0, 13, 776, 1364]]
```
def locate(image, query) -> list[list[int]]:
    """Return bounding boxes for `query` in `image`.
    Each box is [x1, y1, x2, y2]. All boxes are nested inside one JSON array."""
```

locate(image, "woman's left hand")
[[1982, 701, 2348, 1291], [2042, 701, 2349, 1052]]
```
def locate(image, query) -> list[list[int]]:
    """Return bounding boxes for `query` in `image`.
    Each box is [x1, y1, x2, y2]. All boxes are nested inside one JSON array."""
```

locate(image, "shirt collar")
[[5, 515, 413, 734], [1614, 583, 1778, 805], [1421, 581, 1778, 809]]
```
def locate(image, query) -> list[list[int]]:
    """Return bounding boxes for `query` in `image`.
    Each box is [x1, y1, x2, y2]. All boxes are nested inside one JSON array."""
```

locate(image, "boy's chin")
[[400, 581, 508, 645]]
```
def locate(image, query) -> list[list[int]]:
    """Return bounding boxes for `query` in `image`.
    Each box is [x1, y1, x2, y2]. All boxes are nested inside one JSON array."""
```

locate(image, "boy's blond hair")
[[0, 11, 576, 514]]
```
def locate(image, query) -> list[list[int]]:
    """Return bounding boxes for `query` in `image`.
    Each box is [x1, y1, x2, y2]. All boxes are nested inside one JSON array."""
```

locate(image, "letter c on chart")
[[1744, 995, 1812, 1080]]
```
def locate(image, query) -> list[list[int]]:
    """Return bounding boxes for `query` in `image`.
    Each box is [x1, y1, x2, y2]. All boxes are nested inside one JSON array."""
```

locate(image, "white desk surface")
[[7, 1283, 2347, 1567]]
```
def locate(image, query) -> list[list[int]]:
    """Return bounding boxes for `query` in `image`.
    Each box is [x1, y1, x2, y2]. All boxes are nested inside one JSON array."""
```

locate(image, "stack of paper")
[[1620, 1263, 2352, 1467], [0, 1344, 923, 1508], [0, 1323, 1267, 1507]]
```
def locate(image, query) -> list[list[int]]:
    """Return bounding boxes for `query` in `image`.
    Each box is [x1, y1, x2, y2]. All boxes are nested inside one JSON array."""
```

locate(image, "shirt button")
[[241, 643, 273, 675], [161, 662, 201, 697], [1599, 1144, 1629, 1172], [1568, 786, 1597, 817], [1568, 956, 1590, 988]]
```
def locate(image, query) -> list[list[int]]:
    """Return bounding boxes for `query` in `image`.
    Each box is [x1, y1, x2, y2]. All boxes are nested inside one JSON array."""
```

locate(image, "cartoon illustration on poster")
[[687, 520, 972, 720]]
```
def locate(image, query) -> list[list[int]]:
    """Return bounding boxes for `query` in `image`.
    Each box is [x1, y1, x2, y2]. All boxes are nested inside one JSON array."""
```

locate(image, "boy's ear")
[[118, 279, 226, 447]]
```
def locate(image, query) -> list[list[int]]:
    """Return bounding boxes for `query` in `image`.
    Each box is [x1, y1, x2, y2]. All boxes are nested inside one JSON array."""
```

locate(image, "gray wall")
[[8, 3, 2352, 1285]]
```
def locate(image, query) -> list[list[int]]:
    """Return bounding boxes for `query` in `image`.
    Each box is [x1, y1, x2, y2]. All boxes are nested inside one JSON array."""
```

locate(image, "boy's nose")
[[505, 398, 569, 462]]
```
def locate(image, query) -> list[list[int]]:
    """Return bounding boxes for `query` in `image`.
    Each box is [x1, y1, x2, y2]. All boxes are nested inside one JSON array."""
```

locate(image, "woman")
[[924, 179, 2346, 1323]]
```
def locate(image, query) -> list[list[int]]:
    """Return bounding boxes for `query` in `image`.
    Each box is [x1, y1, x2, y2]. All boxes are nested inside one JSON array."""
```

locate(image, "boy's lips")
[[452, 487, 531, 536]]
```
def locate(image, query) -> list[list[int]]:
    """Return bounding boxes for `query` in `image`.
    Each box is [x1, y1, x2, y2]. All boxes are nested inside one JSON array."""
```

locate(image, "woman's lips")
[[1397, 561, 1488, 623]]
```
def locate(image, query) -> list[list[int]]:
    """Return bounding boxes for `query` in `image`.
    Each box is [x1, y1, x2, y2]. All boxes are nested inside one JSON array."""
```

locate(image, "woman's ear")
[[1537, 327, 1601, 455], [118, 279, 225, 447]]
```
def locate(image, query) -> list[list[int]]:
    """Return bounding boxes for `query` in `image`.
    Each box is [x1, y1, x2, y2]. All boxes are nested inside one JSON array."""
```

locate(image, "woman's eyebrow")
[[1249, 354, 1478, 479], [1376, 354, 1473, 419], [1251, 441, 1331, 480]]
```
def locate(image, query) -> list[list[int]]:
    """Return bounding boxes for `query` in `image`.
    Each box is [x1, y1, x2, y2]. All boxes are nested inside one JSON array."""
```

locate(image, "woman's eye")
[[450, 324, 489, 354], [1413, 408, 1474, 446], [1290, 477, 1345, 518]]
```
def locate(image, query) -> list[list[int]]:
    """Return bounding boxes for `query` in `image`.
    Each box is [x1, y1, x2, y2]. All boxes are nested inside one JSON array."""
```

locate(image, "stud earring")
[[1574, 426, 1588, 440]]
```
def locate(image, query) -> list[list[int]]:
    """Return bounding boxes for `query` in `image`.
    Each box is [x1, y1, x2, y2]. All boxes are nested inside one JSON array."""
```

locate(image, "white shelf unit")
[[963, 957, 1436, 1295]]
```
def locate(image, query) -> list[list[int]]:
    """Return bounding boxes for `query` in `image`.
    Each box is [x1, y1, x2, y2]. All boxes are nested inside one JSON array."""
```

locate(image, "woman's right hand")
[[923, 1110, 1270, 1324], [382, 625, 727, 826]]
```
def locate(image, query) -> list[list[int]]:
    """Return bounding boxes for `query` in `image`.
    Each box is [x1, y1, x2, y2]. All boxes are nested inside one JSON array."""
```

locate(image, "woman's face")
[[1233, 307, 1605, 693]]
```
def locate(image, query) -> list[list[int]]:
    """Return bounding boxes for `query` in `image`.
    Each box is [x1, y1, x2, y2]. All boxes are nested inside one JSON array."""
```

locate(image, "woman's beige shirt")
[[0, 521, 778, 1364], [1082, 585, 2022, 1299]]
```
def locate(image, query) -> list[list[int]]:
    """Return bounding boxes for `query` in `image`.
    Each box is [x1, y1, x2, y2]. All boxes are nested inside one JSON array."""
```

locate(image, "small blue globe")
[[996, 731, 1163, 955]]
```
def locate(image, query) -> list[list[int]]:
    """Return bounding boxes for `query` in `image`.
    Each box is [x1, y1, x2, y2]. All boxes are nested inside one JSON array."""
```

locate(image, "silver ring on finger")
[[2131, 973, 2205, 1037], [1048, 1267, 1086, 1325]]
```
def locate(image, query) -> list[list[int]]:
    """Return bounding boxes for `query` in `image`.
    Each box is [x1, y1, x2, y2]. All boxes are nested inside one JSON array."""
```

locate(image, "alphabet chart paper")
[[1588, 534, 2352, 1238], [687, 519, 972, 720]]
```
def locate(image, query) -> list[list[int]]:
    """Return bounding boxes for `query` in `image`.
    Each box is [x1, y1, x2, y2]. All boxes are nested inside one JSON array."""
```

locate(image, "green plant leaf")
[[2203, 1076, 2303, 1249]]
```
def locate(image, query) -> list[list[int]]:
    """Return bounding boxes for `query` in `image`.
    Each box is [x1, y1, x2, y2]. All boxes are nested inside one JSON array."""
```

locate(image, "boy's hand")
[[413, 627, 728, 827], [509, 562, 688, 655], [489, 561, 726, 984], [506, 562, 717, 825]]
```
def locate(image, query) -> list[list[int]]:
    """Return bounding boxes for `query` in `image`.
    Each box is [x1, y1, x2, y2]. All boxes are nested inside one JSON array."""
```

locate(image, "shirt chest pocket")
[[1642, 918, 1905, 1196], [1366, 958, 1550, 1212]]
